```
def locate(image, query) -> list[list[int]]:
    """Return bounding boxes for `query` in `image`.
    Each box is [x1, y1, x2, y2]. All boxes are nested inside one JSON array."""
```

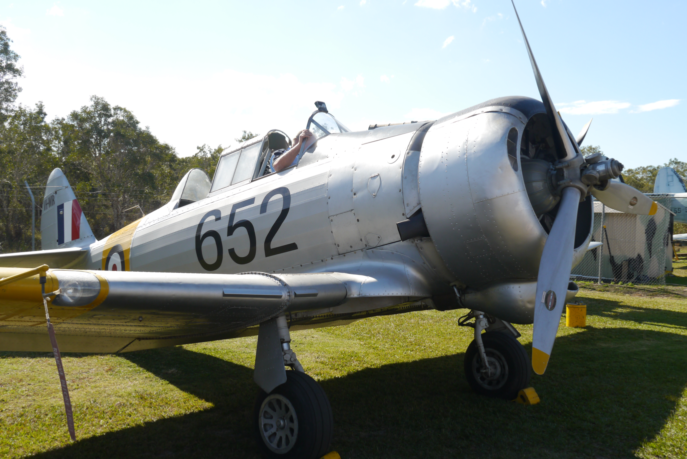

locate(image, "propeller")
[[576, 119, 593, 146], [511, 0, 583, 375], [510, 1, 657, 375], [591, 182, 658, 215]]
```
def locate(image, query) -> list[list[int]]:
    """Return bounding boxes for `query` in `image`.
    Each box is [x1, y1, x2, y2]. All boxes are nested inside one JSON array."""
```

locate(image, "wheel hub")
[[472, 349, 509, 391], [259, 394, 299, 454]]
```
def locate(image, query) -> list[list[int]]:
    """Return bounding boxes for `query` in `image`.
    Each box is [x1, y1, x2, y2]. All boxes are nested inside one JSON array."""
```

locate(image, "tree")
[[178, 144, 225, 179], [580, 145, 602, 157], [54, 96, 178, 236], [0, 103, 56, 252], [0, 26, 23, 123], [236, 130, 258, 143], [621, 159, 687, 194]]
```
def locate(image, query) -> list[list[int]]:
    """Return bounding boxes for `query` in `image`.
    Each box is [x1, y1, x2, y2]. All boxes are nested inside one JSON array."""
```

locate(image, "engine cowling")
[[417, 97, 592, 323]]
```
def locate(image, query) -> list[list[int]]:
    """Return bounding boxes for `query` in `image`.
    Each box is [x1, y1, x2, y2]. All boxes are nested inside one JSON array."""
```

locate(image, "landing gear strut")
[[253, 315, 334, 459], [460, 310, 530, 400]]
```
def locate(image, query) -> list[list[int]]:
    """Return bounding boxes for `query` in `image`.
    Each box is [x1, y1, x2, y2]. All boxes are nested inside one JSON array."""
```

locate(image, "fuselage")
[[647, 194, 687, 224], [1, 97, 594, 353]]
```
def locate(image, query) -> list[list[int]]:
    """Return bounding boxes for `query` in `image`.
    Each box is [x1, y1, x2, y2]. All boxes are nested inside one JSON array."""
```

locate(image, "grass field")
[[2, 282, 687, 458]]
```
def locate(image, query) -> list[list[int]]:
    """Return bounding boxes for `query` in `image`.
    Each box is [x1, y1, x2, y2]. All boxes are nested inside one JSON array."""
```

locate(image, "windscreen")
[[308, 112, 350, 139], [232, 143, 261, 185], [211, 151, 240, 192]]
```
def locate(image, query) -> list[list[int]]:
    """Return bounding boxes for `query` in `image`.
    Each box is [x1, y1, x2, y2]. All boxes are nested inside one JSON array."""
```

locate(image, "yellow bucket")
[[566, 304, 586, 328]]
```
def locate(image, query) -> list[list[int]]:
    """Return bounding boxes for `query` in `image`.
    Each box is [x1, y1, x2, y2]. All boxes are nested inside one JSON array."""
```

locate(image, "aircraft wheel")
[[464, 331, 530, 400], [254, 371, 333, 459]]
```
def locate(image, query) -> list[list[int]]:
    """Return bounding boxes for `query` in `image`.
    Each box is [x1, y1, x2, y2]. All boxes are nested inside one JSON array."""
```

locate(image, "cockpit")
[[208, 101, 349, 194], [306, 101, 350, 139], [163, 101, 350, 212]]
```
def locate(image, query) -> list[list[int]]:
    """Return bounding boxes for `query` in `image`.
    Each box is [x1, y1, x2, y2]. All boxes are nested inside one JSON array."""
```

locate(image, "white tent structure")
[[572, 200, 674, 284]]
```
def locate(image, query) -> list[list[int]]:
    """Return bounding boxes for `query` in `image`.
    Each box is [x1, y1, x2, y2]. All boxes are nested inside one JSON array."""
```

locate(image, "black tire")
[[254, 371, 334, 459], [463, 331, 531, 400]]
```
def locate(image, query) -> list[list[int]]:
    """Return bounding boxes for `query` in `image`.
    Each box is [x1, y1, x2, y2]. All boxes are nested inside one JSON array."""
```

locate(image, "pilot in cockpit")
[[271, 129, 314, 173]]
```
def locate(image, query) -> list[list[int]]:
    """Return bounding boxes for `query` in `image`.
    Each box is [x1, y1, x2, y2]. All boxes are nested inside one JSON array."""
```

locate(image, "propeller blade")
[[591, 182, 658, 215], [532, 186, 581, 375], [510, 0, 578, 162], [576, 119, 593, 146]]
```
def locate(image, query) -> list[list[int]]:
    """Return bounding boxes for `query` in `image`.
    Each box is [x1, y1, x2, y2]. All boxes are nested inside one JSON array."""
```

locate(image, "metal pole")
[[597, 203, 605, 284], [24, 181, 35, 251]]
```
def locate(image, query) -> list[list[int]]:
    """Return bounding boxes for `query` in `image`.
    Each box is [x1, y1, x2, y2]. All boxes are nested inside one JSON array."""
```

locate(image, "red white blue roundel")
[[105, 244, 126, 271]]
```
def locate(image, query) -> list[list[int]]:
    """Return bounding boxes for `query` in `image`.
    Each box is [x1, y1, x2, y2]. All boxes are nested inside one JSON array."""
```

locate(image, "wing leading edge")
[[0, 267, 430, 353]]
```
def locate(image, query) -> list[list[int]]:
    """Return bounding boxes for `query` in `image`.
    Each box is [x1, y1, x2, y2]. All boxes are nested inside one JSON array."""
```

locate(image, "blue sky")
[[1, 0, 684, 169]]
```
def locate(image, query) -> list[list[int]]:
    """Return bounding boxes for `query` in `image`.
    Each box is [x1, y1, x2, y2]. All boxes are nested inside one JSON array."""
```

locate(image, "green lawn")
[[2, 285, 687, 459], [668, 256, 687, 286]]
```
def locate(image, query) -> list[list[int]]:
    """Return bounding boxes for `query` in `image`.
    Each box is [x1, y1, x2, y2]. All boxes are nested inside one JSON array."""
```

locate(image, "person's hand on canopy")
[[295, 129, 313, 144]]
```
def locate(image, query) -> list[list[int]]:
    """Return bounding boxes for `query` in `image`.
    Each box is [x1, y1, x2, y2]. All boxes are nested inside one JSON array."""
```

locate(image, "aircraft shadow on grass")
[[27, 326, 687, 459], [583, 296, 687, 331]]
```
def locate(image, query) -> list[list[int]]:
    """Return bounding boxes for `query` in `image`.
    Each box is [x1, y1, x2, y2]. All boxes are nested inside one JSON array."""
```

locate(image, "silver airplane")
[[647, 167, 687, 243], [0, 3, 659, 458]]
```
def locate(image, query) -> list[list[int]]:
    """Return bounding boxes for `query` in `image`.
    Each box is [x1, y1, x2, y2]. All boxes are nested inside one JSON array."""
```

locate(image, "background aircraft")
[[0, 3, 659, 458], [642, 166, 687, 241], [649, 166, 687, 222]]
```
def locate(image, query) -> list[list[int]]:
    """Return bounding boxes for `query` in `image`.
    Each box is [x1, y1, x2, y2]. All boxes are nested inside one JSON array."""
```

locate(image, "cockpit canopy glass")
[[210, 141, 263, 193], [307, 112, 350, 140]]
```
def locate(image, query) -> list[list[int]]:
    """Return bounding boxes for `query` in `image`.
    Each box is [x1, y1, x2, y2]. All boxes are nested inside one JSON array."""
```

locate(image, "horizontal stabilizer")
[[0, 247, 88, 269], [674, 234, 687, 242], [586, 241, 602, 251]]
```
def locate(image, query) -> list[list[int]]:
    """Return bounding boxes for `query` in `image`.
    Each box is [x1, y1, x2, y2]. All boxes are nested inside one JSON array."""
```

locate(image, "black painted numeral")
[[227, 198, 257, 265], [195, 210, 223, 271], [261, 187, 298, 257], [195, 187, 299, 271]]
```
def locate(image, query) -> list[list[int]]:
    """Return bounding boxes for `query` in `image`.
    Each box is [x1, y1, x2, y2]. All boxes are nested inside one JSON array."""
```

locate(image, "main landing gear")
[[459, 310, 530, 400], [253, 315, 334, 459]]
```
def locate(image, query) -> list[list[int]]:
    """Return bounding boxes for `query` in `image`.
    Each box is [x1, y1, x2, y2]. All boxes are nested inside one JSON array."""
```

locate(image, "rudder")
[[654, 167, 686, 194], [41, 168, 96, 250]]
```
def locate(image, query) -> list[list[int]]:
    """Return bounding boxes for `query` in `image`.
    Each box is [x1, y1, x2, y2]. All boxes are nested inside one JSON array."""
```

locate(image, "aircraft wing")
[[0, 247, 88, 269], [674, 234, 687, 242], [0, 266, 430, 353]]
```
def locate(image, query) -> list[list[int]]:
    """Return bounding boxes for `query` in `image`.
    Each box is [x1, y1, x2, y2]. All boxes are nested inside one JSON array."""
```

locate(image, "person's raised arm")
[[273, 130, 313, 172]]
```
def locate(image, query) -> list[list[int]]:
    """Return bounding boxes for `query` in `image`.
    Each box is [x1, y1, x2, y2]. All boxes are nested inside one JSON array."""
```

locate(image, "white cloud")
[[380, 75, 390, 83], [415, 0, 476, 12], [341, 77, 355, 91], [341, 74, 365, 92], [558, 100, 631, 115], [481, 12, 503, 28], [404, 108, 448, 121], [1, 19, 30, 38], [47, 5, 64, 16], [442, 36, 454, 48], [541, 0, 547, 7], [634, 99, 680, 113], [16, 45, 348, 155], [360, 0, 366, 5], [338, 5, 344, 10]]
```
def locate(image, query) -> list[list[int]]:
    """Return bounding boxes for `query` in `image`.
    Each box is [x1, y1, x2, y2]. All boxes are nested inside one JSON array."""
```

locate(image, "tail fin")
[[654, 167, 686, 194], [41, 168, 96, 250]]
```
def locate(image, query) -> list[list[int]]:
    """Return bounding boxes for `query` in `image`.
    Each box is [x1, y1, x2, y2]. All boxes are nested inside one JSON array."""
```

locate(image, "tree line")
[[0, 26, 685, 252], [0, 27, 255, 253]]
